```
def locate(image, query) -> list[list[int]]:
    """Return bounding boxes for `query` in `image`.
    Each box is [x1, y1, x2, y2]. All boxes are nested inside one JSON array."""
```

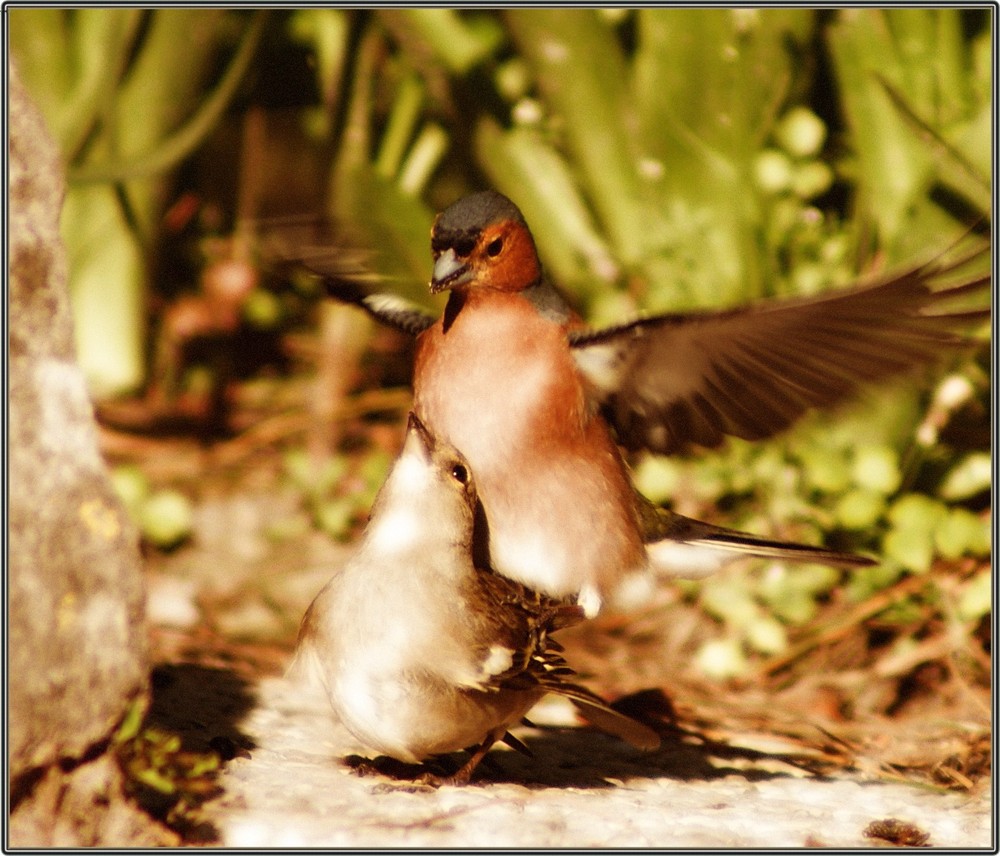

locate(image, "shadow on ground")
[[483, 726, 825, 789], [333, 714, 833, 792], [145, 663, 258, 758]]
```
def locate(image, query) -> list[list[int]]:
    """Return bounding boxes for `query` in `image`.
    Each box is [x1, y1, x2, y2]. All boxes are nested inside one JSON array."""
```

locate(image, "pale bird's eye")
[[486, 238, 503, 257], [451, 463, 469, 485]]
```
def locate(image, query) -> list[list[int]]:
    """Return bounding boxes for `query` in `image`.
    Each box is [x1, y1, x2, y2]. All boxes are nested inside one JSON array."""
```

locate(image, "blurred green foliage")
[[113, 699, 220, 838], [111, 465, 195, 549], [280, 444, 391, 541], [12, 9, 991, 678], [10, 8, 265, 395]]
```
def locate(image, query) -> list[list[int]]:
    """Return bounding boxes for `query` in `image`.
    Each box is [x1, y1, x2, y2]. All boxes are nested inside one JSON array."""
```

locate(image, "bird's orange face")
[[430, 209, 541, 295]]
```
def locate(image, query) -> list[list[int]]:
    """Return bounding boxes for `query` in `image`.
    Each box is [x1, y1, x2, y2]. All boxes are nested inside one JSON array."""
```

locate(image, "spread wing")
[[356, 293, 438, 336], [262, 216, 438, 336], [570, 242, 990, 454]]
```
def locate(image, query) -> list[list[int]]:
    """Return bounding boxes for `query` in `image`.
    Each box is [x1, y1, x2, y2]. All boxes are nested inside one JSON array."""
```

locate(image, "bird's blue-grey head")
[[430, 191, 529, 292]]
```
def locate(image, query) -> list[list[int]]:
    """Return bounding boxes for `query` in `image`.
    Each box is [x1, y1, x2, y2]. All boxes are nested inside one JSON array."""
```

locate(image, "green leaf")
[[139, 490, 194, 548], [325, 27, 439, 304], [887, 493, 949, 531], [316, 497, 356, 541], [694, 637, 749, 680], [766, 589, 818, 625], [846, 562, 905, 602], [934, 508, 990, 559], [790, 160, 834, 199], [243, 289, 283, 329], [474, 119, 620, 305], [700, 578, 758, 627], [798, 443, 851, 494], [283, 449, 312, 492], [359, 449, 393, 496], [851, 444, 902, 495], [882, 526, 934, 574], [745, 616, 788, 654], [381, 9, 503, 75], [71, 11, 266, 186], [101, 9, 229, 242], [775, 107, 827, 158], [332, 167, 439, 308], [134, 766, 178, 795], [633, 8, 812, 166], [630, 9, 813, 304], [506, 9, 648, 265], [110, 465, 151, 519], [759, 563, 841, 604], [877, 597, 926, 625], [186, 752, 221, 777], [64, 11, 142, 147], [283, 450, 348, 496], [834, 488, 886, 530], [939, 453, 991, 501], [826, 9, 933, 243], [114, 698, 146, 745], [956, 568, 992, 622], [8, 9, 74, 132], [754, 149, 794, 195], [397, 123, 449, 197], [877, 76, 990, 214], [374, 74, 425, 180], [632, 456, 683, 506], [62, 185, 146, 396], [288, 9, 350, 114]]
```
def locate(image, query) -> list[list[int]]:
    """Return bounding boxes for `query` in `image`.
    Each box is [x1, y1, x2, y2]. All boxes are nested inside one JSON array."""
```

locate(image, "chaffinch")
[[292, 412, 659, 786], [290, 191, 989, 615]]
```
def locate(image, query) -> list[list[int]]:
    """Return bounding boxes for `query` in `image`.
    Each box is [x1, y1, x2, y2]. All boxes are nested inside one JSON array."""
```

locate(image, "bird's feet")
[[342, 753, 461, 789], [342, 744, 503, 789]]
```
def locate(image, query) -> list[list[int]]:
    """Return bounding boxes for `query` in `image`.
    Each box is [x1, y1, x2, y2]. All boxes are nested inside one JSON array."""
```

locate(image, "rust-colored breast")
[[412, 287, 646, 598]]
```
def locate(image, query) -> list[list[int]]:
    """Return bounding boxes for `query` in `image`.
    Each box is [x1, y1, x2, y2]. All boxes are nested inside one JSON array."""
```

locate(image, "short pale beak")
[[430, 248, 472, 293], [405, 411, 434, 457]]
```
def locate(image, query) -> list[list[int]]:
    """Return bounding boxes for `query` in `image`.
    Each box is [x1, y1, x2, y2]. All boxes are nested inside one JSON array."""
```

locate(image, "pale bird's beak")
[[405, 411, 435, 458], [430, 248, 472, 293]]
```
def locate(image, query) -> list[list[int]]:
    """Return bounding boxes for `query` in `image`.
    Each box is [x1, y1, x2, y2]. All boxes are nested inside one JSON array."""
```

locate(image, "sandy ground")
[[139, 489, 991, 848], [145, 657, 991, 849]]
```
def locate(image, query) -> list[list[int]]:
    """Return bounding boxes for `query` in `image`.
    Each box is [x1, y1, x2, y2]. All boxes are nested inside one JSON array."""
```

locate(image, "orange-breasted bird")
[[285, 191, 989, 615]]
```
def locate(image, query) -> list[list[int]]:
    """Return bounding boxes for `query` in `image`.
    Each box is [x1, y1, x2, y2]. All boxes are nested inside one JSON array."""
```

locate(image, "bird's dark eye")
[[451, 463, 469, 485], [486, 238, 503, 257]]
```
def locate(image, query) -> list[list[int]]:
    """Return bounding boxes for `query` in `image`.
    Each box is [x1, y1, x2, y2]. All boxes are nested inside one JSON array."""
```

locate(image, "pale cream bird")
[[292, 412, 658, 786]]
